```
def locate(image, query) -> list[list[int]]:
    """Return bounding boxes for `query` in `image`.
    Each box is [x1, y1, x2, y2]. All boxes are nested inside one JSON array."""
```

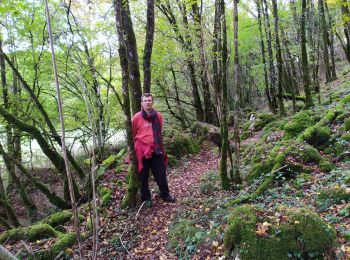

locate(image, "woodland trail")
[[130, 150, 220, 259]]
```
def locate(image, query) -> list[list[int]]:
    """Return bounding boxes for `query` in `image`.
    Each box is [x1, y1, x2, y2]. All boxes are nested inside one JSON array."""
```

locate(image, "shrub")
[[254, 112, 277, 130], [164, 129, 200, 159]]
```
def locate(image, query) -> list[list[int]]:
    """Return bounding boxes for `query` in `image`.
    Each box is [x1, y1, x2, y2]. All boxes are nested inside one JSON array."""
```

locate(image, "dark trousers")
[[138, 154, 170, 201]]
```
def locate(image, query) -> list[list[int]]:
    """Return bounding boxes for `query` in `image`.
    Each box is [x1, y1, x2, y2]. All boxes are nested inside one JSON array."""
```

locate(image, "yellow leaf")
[[205, 208, 210, 212], [151, 229, 157, 235], [255, 222, 271, 236], [212, 241, 219, 247]]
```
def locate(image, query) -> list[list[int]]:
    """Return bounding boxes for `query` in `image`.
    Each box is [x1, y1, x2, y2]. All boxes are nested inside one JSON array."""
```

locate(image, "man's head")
[[141, 93, 154, 112]]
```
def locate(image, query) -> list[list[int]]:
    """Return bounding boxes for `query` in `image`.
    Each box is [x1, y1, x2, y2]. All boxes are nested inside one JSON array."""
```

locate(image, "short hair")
[[141, 93, 153, 101]]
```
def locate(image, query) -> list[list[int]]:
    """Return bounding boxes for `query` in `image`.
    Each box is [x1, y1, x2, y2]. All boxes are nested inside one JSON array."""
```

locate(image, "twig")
[[118, 202, 146, 259], [18, 241, 36, 259]]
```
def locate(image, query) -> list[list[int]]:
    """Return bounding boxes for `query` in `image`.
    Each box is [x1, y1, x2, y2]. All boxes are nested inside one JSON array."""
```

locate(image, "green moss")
[[98, 186, 113, 205], [340, 94, 350, 104], [35, 233, 76, 259], [43, 210, 73, 228], [298, 125, 331, 147], [254, 113, 277, 130], [168, 219, 201, 250], [164, 130, 200, 159], [0, 224, 58, 244], [341, 132, 350, 141], [224, 205, 337, 260], [316, 186, 350, 212], [344, 119, 350, 131], [283, 111, 314, 139], [102, 148, 126, 169], [248, 141, 332, 182]]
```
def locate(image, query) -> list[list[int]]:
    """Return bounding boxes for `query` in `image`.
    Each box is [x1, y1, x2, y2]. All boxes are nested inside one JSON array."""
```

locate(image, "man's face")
[[141, 96, 153, 111]]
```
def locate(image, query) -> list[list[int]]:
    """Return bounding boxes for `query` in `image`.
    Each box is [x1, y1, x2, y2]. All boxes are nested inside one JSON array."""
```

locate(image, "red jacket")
[[131, 111, 168, 173]]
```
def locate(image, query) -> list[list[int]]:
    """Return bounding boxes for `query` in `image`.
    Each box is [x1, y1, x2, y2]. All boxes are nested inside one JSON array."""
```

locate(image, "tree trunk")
[[256, 0, 273, 111], [156, 2, 204, 121], [319, 0, 332, 83], [262, 0, 277, 113], [301, 0, 314, 108], [272, 0, 285, 115], [0, 51, 86, 179], [143, 0, 155, 93], [232, 0, 242, 185], [341, 0, 350, 63], [325, 0, 337, 80], [0, 142, 69, 209], [219, 0, 230, 190], [114, 0, 140, 208], [191, 2, 215, 124], [121, 0, 142, 115]]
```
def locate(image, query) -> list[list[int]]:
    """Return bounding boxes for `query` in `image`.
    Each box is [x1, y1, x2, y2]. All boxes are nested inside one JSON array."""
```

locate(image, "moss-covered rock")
[[189, 121, 221, 146], [344, 119, 350, 131], [164, 129, 200, 159], [341, 132, 350, 142], [224, 205, 337, 260], [254, 112, 277, 130], [283, 111, 315, 139], [298, 125, 331, 147], [0, 224, 58, 244], [248, 140, 333, 181]]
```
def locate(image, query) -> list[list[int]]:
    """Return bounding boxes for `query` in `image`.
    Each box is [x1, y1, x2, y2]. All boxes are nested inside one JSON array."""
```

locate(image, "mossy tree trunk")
[[262, 0, 277, 113], [0, 170, 19, 227], [0, 142, 69, 209], [0, 106, 80, 201], [115, 0, 140, 208], [325, 0, 337, 80], [319, 0, 332, 83], [272, 0, 285, 116], [301, 0, 314, 108], [0, 50, 86, 179], [219, 0, 230, 190], [232, 0, 242, 185]]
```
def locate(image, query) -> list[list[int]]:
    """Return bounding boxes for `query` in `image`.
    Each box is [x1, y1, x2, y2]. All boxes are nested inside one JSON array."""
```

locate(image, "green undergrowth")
[[224, 205, 337, 260]]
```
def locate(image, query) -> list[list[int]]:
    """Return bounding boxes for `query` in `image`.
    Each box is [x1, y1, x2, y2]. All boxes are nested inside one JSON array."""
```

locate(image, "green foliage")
[[102, 148, 126, 169], [283, 111, 315, 139], [168, 218, 204, 257], [199, 171, 219, 195], [224, 205, 337, 260], [35, 233, 76, 259], [98, 186, 113, 206], [316, 186, 350, 212]]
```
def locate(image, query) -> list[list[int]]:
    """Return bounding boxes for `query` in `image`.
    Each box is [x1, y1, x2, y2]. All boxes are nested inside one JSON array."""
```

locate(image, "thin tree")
[[219, 0, 230, 190], [301, 0, 314, 108], [272, 0, 285, 115], [143, 0, 155, 93], [232, 0, 242, 185], [319, 0, 332, 83], [44, 0, 83, 257]]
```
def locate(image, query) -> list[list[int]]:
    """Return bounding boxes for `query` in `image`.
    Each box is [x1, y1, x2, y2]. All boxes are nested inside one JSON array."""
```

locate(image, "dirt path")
[[130, 150, 219, 259]]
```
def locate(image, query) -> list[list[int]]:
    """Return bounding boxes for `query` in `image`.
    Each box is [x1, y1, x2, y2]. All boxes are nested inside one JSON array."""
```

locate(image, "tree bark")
[[143, 0, 155, 93], [341, 0, 350, 63], [114, 0, 140, 208], [272, 0, 285, 115], [262, 0, 277, 113], [219, 0, 230, 190], [301, 0, 314, 108], [319, 0, 332, 83], [325, 0, 337, 80], [121, 0, 142, 115]]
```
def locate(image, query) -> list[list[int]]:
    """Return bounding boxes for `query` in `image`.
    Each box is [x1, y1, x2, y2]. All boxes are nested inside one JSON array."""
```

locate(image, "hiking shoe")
[[162, 195, 176, 203]]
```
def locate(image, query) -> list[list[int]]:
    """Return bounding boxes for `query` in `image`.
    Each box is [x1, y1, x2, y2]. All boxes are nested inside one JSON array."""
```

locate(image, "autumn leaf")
[[256, 222, 272, 236]]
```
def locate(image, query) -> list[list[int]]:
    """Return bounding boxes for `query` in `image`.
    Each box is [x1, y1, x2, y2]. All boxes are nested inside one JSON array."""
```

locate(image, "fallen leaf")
[[256, 222, 271, 236]]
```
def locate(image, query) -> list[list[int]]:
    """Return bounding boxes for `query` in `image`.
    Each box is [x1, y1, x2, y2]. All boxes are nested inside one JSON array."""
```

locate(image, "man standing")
[[132, 93, 176, 203]]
